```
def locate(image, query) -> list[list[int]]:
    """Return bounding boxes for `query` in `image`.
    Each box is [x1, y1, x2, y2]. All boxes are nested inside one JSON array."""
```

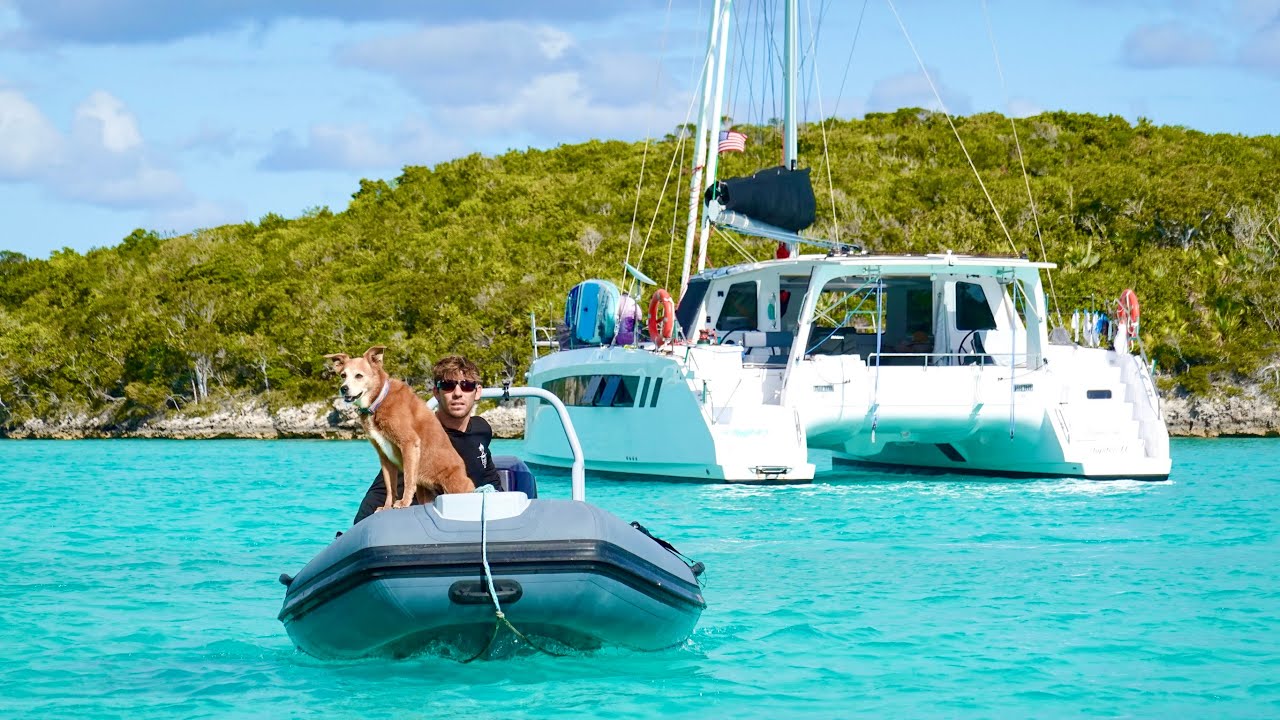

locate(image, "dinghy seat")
[[493, 456, 538, 498]]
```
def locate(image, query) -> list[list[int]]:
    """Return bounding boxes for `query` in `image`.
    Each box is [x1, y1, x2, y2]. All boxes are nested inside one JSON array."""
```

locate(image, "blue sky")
[[1, 0, 1277, 258]]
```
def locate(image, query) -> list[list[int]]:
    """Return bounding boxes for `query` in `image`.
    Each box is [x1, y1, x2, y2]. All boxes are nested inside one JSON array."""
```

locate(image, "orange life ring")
[[1116, 288, 1140, 326], [648, 289, 675, 344]]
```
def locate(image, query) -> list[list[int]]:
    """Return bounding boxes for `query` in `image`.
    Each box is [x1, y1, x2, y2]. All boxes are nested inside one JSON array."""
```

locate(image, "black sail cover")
[[705, 166, 816, 232]]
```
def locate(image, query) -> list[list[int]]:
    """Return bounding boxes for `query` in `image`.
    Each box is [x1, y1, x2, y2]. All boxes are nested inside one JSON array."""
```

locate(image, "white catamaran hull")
[[526, 256, 1171, 483], [525, 341, 1170, 483], [524, 346, 815, 484]]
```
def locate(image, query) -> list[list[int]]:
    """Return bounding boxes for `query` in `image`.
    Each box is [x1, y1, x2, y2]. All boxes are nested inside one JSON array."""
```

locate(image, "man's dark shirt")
[[352, 416, 500, 525]]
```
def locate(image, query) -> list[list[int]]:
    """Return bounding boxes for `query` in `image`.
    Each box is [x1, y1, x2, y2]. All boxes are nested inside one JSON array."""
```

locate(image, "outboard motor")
[[494, 456, 537, 498]]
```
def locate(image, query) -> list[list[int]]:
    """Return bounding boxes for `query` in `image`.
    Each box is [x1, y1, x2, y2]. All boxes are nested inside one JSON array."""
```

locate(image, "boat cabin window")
[[542, 374, 640, 407], [715, 281, 758, 332], [806, 276, 935, 365], [956, 282, 997, 331], [806, 276, 881, 356]]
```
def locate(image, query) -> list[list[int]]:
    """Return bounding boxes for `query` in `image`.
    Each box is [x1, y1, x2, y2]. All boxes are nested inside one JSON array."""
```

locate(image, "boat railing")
[[431, 385, 586, 502], [863, 351, 1031, 368], [1130, 334, 1161, 414], [529, 312, 561, 359]]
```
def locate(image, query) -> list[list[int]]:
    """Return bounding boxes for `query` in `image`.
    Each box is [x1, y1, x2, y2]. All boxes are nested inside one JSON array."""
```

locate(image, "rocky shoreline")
[[3, 389, 1277, 440]]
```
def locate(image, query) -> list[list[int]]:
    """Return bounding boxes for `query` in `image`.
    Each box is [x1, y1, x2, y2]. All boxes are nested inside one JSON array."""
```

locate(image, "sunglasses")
[[435, 379, 479, 392]]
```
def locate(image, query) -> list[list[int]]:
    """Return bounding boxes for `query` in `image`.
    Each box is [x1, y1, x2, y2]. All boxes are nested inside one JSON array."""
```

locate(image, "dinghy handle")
[[429, 385, 586, 501]]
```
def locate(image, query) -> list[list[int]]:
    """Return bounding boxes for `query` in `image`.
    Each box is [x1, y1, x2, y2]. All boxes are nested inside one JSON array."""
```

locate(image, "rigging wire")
[[635, 0, 709, 290], [830, 0, 870, 121], [884, 0, 1020, 257], [665, 135, 687, 289], [982, 0, 1064, 328], [806, 0, 841, 243], [800, 0, 834, 129], [713, 225, 761, 264], [622, 0, 678, 291]]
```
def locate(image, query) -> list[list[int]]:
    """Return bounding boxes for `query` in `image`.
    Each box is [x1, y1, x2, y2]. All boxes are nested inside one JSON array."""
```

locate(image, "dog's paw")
[[392, 499, 413, 509]]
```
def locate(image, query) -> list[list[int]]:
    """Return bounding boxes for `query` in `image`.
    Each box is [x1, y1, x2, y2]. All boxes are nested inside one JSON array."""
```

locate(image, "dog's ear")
[[323, 353, 349, 371], [364, 345, 386, 367]]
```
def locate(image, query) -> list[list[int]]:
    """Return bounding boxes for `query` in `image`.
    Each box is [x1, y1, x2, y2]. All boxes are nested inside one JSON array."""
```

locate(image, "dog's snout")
[[340, 384, 349, 395]]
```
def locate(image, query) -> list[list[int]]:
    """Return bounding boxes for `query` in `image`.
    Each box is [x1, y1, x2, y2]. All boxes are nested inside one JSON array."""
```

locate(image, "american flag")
[[718, 129, 747, 153]]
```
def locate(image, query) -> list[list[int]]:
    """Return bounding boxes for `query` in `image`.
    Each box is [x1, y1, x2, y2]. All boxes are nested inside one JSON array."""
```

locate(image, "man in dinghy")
[[352, 355, 500, 525]]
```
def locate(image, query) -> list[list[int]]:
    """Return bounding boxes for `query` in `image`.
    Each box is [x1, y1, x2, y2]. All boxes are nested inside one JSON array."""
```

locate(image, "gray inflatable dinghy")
[[278, 387, 705, 660], [278, 489, 704, 659]]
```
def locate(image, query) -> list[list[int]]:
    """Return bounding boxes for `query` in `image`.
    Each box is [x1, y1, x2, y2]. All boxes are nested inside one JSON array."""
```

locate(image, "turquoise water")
[[2, 438, 1277, 718]]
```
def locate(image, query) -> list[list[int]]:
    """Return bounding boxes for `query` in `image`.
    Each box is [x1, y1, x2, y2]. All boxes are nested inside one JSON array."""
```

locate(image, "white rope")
[[713, 225, 760, 264], [476, 485, 502, 615], [870, 276, 883, 443], [831, 0, 870, 120], [622, 0, 678, 291], [981, 0, 1063, 328], [884, 0, 1019, 256], [665, 137, 687, 290], [805, 0, 840, 243], [1008, 281, 1018, 439]]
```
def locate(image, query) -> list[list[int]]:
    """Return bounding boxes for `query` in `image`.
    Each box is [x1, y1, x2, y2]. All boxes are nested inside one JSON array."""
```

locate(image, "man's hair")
[[432, 355, 480, 383]]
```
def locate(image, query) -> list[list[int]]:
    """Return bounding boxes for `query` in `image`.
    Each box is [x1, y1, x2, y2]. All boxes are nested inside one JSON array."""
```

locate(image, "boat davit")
[[277, 387, 706, 660]]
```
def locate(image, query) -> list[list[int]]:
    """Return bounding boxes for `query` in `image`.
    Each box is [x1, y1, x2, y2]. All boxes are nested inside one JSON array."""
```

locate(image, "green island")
[[2, 109, 1277, 438]]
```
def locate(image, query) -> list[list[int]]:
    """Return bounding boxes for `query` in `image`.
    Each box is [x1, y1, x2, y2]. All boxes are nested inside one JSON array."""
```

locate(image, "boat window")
[[956, 282, 997, 331], [904, 287, 933, 335], [806, 276, 881, 356], [715, 281, 758, 332], [541, 375, 641, 407], [779, 275, 809, 333]]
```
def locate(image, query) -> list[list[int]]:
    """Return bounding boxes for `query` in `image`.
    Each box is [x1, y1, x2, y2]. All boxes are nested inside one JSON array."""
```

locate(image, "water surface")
[[1, 438, 1276, 718]]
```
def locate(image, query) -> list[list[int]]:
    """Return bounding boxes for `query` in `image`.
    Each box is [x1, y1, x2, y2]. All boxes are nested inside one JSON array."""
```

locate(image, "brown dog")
[[324, 346, 474, 509]]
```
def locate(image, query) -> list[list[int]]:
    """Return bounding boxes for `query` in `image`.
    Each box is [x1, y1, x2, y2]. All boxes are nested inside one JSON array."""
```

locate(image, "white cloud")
[[0, 88, 64, 177], [1006, 98, 1044, 119], [0, 87, 187, 208], [1238, 23, 1280, 75], [333, 19, 689, 156], [431, 70, 686, 145], [149, 198, 246, 235], [61, 162, 184, 207], [5, 1, 661, 46], [1231, 0, 1280, 25], [178, 124, 242, 157], [341, 21, 579, 105], [259, 123, 398, 171], [73, 90, 142, 152], [1122, 22, 1220, 67], [388, 116, 470, 167], [866, 68, 972, 115]]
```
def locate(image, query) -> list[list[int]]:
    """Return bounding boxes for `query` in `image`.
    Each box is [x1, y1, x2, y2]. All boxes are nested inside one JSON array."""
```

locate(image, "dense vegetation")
[[1, 109, 1278, 430]]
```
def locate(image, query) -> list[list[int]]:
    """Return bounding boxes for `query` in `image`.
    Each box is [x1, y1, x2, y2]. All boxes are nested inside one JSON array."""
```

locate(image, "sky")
[[1, 0, 1277, 259]]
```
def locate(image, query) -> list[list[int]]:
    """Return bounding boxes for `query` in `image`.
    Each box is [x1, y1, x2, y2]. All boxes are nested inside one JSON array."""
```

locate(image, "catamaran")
[[522, 0, 1171, 483]]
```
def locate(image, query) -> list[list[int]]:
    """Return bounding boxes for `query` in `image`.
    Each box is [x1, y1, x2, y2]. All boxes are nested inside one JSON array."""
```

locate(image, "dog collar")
[[359, 379, 391, 415]]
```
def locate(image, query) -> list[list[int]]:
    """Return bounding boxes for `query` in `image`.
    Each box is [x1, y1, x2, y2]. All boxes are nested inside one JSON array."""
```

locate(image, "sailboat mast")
[[783, 0, 798, 170], [694, 0, 733, 278], [782, 0, 799, 257], [679, 0, 725, 299]]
